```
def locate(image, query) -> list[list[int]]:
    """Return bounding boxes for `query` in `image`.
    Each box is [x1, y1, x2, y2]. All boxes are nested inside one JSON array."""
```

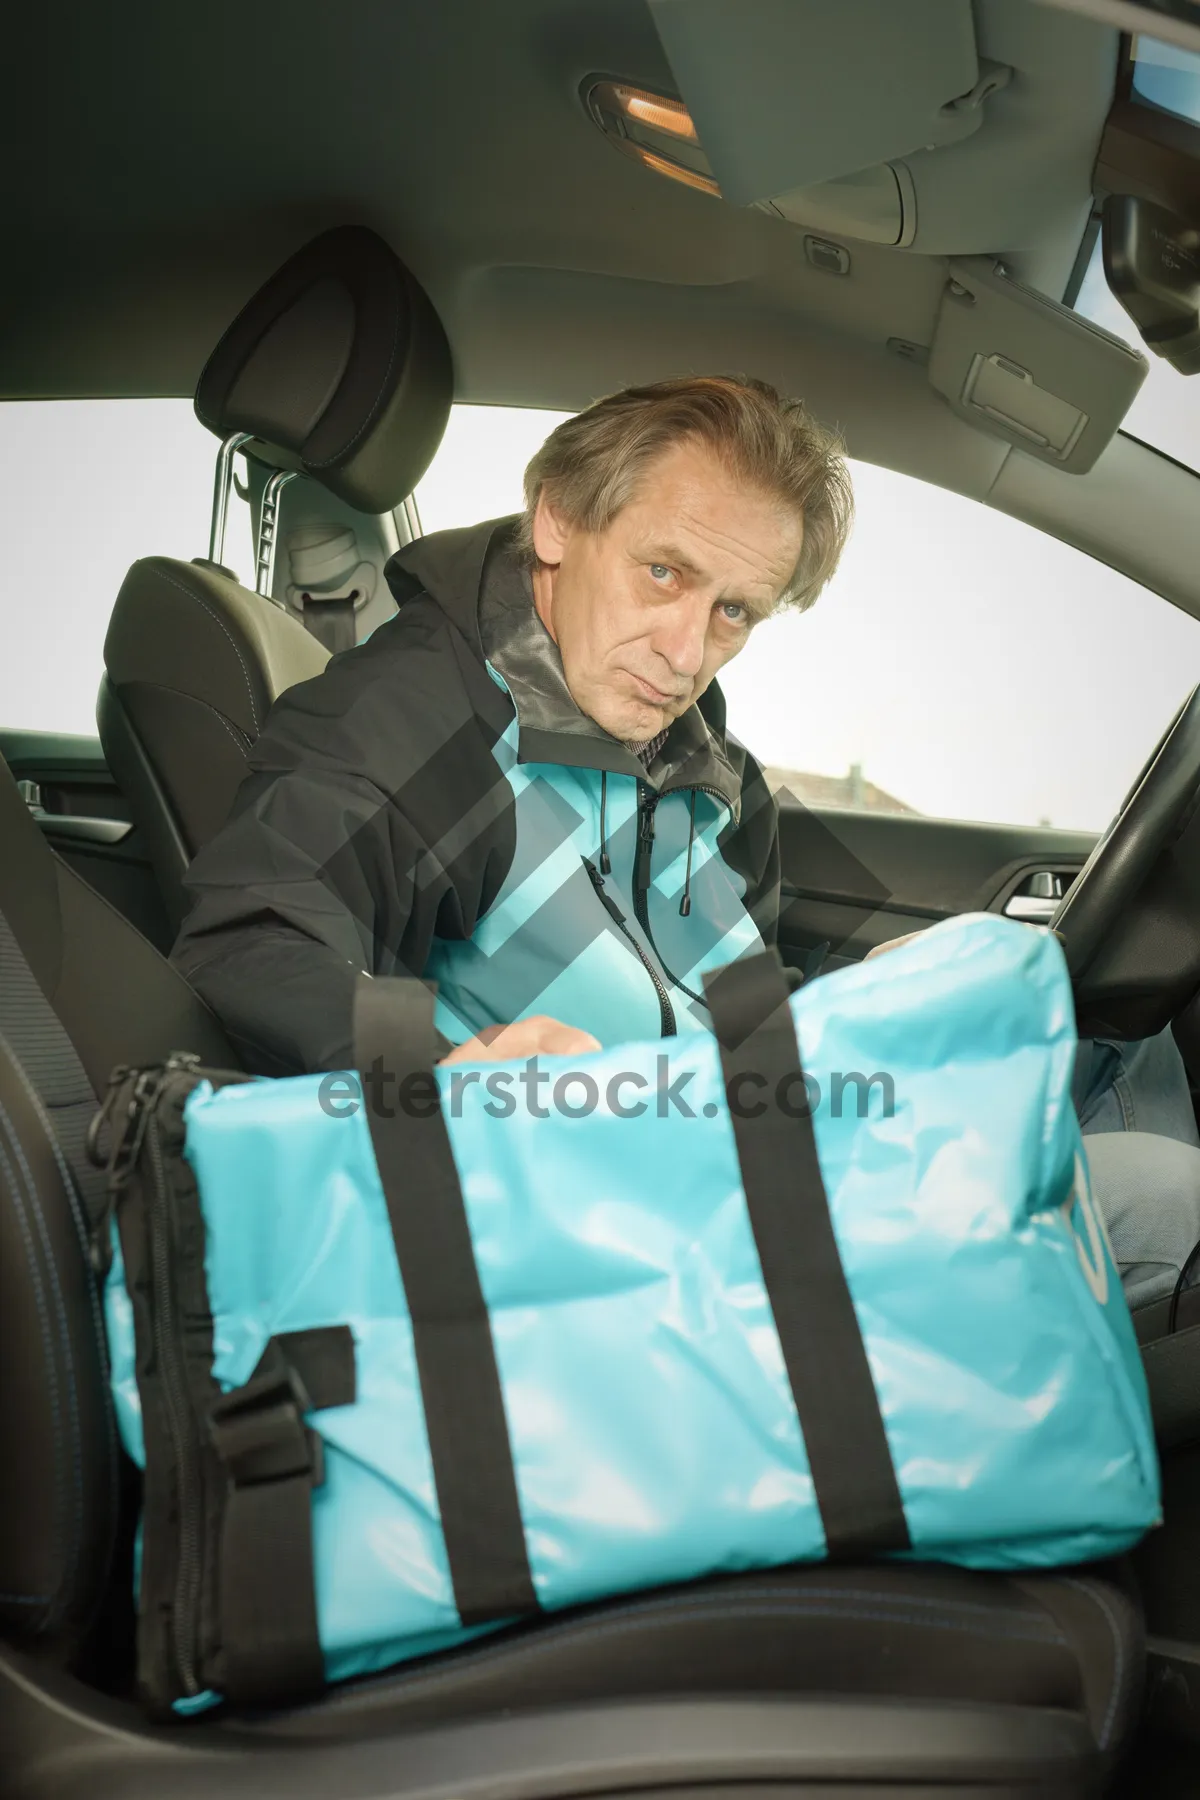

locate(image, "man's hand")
[[865, 918, 1044, 964], [440, 1015, 602, 1065]]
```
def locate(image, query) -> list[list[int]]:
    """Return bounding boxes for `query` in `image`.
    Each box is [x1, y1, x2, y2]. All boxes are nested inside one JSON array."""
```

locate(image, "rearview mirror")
[[1031, 0, 1200, 58], [1102, 193, 1200, 375]]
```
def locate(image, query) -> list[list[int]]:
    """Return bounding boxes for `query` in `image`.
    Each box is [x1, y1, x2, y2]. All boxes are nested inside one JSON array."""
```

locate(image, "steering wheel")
[[1051, 682, 1200, 1039]]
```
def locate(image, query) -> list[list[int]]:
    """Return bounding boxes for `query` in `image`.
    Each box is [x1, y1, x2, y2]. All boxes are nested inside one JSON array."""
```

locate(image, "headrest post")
[[209, 432, 253, 567], [395, 493, 424, 546], [256, 469, 299, 602]]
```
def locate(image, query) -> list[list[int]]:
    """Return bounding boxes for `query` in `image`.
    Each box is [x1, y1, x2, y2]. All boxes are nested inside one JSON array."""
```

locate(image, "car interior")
[[4, 0, 1200, 1794]]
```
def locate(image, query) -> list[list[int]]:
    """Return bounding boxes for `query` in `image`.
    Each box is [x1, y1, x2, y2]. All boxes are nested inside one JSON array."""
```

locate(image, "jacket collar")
[[386, 516, 743, 816]]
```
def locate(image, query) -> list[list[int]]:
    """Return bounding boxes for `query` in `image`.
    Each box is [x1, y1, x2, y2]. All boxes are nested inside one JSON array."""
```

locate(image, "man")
[[174, 373, 1200, 1303], [173, 375, 849, 1071]]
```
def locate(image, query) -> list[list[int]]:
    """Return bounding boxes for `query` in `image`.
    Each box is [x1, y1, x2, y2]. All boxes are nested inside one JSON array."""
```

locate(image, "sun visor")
[[647, 0, 1004, 210], [928, 259, 1148, 475]]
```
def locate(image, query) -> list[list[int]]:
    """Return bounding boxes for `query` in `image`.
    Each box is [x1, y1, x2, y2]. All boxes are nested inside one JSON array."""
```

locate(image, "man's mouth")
[[627, 671, 682, 708]]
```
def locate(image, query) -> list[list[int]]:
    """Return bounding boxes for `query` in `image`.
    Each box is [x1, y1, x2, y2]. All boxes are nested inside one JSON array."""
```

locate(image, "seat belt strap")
[[303, 595, 356, 654], [703, 951, 910, 1560], [211, 1327, 355, 1705], [354, 976, 538, 1626]]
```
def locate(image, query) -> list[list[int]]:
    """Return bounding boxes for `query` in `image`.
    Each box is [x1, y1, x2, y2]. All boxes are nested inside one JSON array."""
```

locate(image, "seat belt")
[[354, 977, 539, 1626], [702, 951, 910, 1559], [302, 594, 357, 654]]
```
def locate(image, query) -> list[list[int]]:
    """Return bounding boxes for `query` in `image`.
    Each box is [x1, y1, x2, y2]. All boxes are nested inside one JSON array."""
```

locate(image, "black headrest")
[[195, 227, 453, 514]]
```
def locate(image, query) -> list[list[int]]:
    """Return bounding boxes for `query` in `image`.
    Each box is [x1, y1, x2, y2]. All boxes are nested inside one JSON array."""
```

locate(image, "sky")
[[1, 391, 1197, 832]]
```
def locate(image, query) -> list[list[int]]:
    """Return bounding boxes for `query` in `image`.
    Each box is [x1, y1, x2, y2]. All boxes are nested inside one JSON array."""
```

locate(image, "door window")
[[416, 409, 1200, 833], [0, 399, 254, 735], [413, 404, 573, 532], [717, 460, 1200, 832]]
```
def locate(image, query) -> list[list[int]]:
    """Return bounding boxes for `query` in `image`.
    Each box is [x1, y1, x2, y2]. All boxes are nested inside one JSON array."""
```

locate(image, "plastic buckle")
[[209, 1365, 324, 1490]]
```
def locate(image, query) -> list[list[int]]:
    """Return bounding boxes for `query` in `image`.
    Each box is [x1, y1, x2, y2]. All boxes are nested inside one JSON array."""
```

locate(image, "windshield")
[[1131, 31, 1200, 124]]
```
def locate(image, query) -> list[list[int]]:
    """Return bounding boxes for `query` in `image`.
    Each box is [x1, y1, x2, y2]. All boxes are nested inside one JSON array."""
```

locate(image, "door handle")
[[1003, 869, 1069, 924], [1003, 894, 1059, 923], [35, 814, 132, 847]]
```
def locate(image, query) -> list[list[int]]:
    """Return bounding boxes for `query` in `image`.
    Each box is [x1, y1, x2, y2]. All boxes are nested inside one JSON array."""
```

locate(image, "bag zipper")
[[100, 1054, 206, 1699], [583, 856, 676, 1036]]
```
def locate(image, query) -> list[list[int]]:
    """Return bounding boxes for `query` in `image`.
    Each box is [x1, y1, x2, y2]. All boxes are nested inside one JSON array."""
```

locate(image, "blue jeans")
[[1076, 1029, 1200, 1309], [1074, 1030, 1199, 1146]]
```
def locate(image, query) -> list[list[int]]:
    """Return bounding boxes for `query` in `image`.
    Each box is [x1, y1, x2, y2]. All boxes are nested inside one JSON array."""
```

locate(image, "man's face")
[[530, 438, 805, 742]]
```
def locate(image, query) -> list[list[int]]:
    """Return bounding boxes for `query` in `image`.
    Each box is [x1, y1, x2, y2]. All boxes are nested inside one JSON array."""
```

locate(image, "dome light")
[[608, 84, 699, 143], [584, 78, 721, 199]]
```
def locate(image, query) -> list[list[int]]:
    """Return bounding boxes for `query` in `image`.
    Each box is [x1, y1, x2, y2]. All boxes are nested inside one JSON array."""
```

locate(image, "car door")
[[715, 457, 1200, 975], [0, 727, 172, 953], [0, 395, 260, 954], [773, 804, 1096, 975]]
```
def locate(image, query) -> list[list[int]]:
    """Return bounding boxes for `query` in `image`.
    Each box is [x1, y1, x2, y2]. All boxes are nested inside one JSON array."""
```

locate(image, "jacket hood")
[[385, 516, 744, 816]]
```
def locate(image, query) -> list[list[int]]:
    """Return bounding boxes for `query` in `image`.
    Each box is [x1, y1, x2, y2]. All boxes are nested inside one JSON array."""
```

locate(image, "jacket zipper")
[[104, 1056, 205, 1698], [632, 786, 659, 942], [583, 856, 676, 1036], [635, 782, 741, 1011]]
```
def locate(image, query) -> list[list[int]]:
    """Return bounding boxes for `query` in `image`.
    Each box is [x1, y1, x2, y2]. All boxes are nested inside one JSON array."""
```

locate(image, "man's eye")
[[649, 563, 672, 582], [718, 601, 748, 625]]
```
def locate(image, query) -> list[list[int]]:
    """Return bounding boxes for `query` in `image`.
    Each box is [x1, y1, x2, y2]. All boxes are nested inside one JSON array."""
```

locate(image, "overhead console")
[[585, 0, 1124, 278], [642, 0, 1009, 246], [585, 0, 1152, 473]]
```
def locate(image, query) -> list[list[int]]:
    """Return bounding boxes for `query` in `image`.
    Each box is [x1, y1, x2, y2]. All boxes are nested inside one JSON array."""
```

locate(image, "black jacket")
[[172, 518, 780, 1074]]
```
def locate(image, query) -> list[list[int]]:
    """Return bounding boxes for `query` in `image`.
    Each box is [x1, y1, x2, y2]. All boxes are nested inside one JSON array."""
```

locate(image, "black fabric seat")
[[241, 1561, 1143, 1753], [99, 227, 454, 933], [0, 749, 1149, 1795]]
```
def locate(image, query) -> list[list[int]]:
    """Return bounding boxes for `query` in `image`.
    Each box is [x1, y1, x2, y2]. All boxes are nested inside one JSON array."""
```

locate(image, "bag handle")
[[702, 951, 910, 1558], [354, 977, 539, 1625]]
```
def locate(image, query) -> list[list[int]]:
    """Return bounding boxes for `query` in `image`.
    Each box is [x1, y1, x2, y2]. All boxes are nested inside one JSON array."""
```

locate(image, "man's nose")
[[651, 599, 709, 681]]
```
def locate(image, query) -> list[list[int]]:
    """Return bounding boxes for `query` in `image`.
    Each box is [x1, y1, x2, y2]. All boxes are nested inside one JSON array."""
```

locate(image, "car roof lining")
[[5, 0, 1196, 616], [1, 2, 1115, 417]]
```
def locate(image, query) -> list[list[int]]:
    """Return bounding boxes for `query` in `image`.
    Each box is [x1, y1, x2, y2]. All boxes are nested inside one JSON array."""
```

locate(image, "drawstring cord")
[[598, 770, 611, 874], [679, 788, 696, 916]]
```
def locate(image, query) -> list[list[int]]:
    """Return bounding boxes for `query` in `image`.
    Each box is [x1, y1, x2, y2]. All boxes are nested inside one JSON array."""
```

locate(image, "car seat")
[[0, 744, 1152, 1793], [98, 226, 453, 932]]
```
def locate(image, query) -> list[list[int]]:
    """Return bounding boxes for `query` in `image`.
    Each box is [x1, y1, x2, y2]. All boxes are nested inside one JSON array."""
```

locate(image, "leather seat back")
[[99, 560, 327, 927], [100, 226, 453, 931], [0, 1027, 117, 1664], [0, 753, 235, 1667]]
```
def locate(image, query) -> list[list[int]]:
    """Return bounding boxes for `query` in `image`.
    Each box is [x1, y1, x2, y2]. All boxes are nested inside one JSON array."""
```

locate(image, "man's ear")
[[531, 488, 571, 567]]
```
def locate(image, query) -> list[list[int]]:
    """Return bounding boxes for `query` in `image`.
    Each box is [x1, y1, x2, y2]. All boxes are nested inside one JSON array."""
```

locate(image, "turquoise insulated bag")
[[96, 913, 1160, 1714]]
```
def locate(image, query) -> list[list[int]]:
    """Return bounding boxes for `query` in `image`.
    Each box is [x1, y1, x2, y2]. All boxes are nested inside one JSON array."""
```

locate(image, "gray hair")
[[516, 375, 853, 612]]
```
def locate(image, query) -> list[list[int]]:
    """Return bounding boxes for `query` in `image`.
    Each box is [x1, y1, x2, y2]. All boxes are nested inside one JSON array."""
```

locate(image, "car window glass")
[[417, 408, 1200, 833], [414, 404, 573, 532], [718, 459, 1200, 831], [25, 400, 1186, 835], [1131, 32, 1200, 126], [0, 399, 254, 735]]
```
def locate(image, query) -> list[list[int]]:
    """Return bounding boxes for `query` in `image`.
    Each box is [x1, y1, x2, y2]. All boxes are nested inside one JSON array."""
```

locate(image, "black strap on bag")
[[211, 1326, 356, 1706], [702, 951, 910, 1559], [354, 977, 539, 1626]]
